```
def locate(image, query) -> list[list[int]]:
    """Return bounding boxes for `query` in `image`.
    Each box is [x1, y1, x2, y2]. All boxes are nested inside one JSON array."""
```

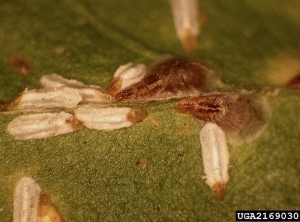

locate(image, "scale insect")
[[170, 0, 200, 53], [175, 91, 271, 144], [111, 58, 213, 102], [200, 122, 229, 201], [13, 177, 63, 222]]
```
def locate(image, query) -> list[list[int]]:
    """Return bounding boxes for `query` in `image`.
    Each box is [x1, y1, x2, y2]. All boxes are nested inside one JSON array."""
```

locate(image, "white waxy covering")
[[7, 112, 76, 140], [40, 73, 100, 89], [108, 63, 146, 94], [17, 88, 83, 109], [13, 177, 41, 222], [40, 74, 114, 104], [114, 63, 146, 88], [199, 122, 229, 200], [170, 0, 199, 52], [74, 106, 133, 130], [7, 106, 146, 140], [75, 87, 114, 103]]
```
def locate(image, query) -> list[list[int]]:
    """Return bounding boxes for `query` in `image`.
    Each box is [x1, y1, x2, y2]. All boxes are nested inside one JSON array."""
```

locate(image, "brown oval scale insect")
[[114, 58, 209, 102], [176, 91, 271, 144], [175, 95, 228, 122]]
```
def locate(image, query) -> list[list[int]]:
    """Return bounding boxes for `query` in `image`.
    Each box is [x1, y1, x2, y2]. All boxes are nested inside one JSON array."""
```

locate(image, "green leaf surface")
[[0, 0, 300, 221]]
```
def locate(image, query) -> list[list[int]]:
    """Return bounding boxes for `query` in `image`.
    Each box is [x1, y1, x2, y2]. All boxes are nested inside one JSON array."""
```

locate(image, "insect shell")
[[175, 91, 271, 144], [111, 58, 210, 102]]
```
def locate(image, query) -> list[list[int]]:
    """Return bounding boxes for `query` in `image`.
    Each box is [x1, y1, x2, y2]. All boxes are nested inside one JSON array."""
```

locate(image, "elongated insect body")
[[7, 112, 83, 140], [175, 95, 228, 122], [13, 177, 63, 222], [6, 88, 83, 110], [170, 0, 199, 52], [200, 122, 229, 201], [74, 105, 147, 131], [115, 58, 208, 102], [14, 177, 41, 222]]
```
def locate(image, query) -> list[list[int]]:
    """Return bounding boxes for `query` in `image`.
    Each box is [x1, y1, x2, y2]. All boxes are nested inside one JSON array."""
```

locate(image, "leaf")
[[0, 0, 300, 221]]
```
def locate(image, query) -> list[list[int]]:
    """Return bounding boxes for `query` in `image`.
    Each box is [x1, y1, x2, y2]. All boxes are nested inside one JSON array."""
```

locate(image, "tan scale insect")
[[175, 91, 271, 144], [113, 58, 211, 102]]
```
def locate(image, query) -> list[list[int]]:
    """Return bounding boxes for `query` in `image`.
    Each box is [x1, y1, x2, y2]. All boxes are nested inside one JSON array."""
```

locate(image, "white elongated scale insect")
[[7, 112, 81, 140], [170, 0, 199, 52], [13, 177, 63, 222], [12, 88, 83, 110], [200, 122, 229, 201], [74, 105, 147, 131], [107, 62, 146, 96], [14, 177, 41, 222]]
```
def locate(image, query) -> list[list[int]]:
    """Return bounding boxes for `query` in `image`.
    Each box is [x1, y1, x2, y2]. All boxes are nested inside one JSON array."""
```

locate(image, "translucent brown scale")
[[175, 91, 271, 144], [111, 58, 214, 102]]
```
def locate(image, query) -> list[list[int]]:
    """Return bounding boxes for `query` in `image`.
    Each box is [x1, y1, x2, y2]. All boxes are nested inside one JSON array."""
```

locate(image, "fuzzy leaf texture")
[[0, 0, 300, 221]]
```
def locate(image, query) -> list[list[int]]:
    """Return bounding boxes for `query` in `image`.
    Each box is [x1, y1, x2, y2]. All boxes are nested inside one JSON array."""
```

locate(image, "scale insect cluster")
[[1, 57, 216, 140], [1, 57, 271, 204]]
